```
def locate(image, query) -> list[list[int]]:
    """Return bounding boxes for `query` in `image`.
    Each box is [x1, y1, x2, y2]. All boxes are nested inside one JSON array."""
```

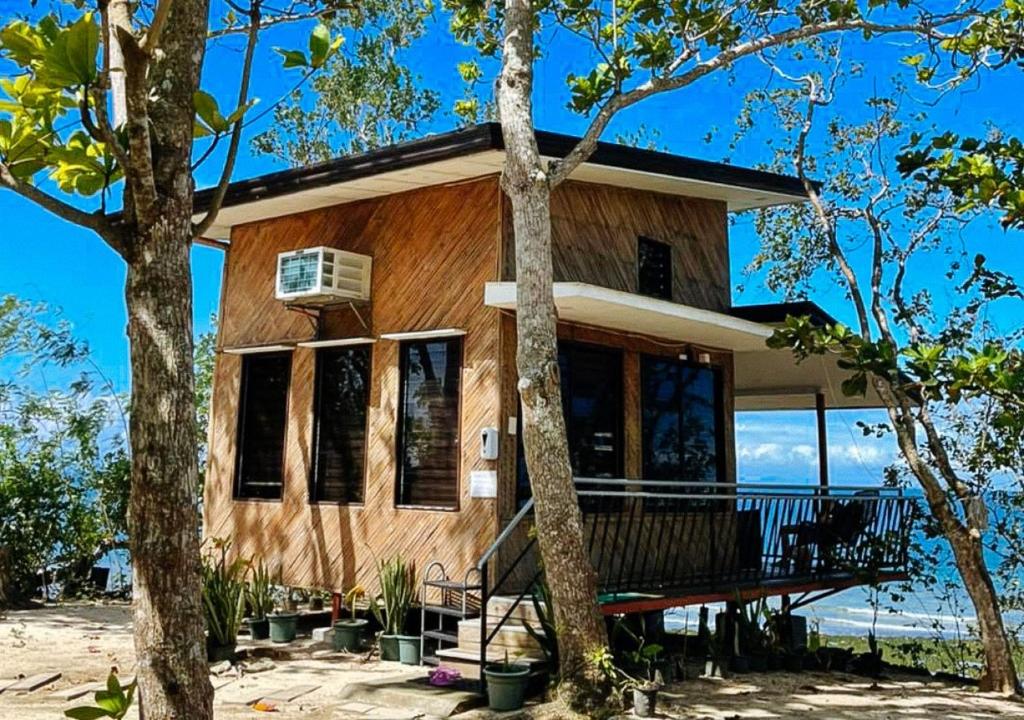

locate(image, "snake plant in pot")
[[369, 555, 418, 663], [246, 558, 275, 641], [334, 585, 369, 652], [201, 539, 247, 662]]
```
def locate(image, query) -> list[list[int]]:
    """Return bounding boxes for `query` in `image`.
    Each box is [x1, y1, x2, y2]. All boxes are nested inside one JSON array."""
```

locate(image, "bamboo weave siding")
[[205, 174, 737, 594], [205, 178, 504, 592], [502, 181, 731, 311]]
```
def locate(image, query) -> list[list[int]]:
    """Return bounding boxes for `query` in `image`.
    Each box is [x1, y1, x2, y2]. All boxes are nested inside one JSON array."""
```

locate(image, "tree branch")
[[141, 0, 175, 54], [548, 14, 966, 187], [0, 163, 122, 253], [193, 0, 261, 238], [208, 9, 322, 39]]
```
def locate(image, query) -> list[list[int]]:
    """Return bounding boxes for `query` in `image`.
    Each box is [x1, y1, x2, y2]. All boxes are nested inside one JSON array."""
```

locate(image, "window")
[[311, 345, 371, 503], [641, 355, 724, 506], [637, 236, 672, 300], [235, 352, 292, 500], [516, 342, 624, 508], [395, 338, 462, 508]]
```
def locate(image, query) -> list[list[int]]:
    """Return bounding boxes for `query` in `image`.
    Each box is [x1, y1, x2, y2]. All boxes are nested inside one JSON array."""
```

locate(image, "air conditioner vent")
[[276, 246, 371, 304]]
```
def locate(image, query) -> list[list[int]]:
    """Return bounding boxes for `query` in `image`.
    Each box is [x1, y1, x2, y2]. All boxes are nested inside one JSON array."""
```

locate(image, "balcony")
[[482, 479, 913, 616]]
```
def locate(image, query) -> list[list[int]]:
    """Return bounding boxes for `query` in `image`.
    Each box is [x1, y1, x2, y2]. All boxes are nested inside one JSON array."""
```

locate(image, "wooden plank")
[[261, 684, 319, 703], [51, 682, 103, 701], [8, 672, 62, 693], [0, 677, 21, 694]]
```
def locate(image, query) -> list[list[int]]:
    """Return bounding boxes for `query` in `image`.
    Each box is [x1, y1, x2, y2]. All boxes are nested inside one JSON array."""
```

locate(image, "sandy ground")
[[2, 603, 1021, 719]]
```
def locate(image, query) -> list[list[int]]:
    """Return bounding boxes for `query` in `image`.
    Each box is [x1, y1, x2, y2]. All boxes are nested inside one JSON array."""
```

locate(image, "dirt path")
[[2, 604, 1021, 719]]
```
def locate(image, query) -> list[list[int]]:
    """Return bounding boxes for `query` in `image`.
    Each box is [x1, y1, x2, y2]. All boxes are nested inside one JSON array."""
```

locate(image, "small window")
[[641, 355, 724, 508], [395, 337, 463, 508], [311, 345, 371, 503], [235, 352, 292, 500], [637, 236, 672, 300]]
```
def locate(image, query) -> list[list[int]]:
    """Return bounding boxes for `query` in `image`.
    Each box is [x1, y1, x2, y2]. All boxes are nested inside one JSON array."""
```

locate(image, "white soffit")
[[222, 343, 295, 355], [734, 349, 885, 411], [484, 282, 773, 352], [196, 150, 805, 240], [297, 337, 377, 348], [379, 328, 467, 341]]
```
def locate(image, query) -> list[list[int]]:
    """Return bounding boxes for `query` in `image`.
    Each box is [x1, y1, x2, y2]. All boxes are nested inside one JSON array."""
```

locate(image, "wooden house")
[[199, 124, 911, 666]]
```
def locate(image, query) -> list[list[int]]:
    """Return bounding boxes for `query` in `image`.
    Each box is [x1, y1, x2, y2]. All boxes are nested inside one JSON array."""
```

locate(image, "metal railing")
[[475, 479, 914, 684]]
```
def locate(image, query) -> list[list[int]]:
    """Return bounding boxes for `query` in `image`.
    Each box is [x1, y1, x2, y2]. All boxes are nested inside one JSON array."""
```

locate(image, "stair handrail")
[[477, 497, 535, 570]]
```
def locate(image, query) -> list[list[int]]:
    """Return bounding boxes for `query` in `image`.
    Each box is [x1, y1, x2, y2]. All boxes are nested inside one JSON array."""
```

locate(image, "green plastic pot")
[[397, 635, 420, 665], [483, 663, 530, 712], [379, 634, 400, 661], [248, 617, 270, 641], [268, 613, 298, 643], [333, 618, 368, 652]]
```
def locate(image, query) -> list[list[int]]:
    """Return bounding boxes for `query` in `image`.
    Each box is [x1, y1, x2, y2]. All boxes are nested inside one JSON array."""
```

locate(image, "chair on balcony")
[[778, 489, 880, 574]]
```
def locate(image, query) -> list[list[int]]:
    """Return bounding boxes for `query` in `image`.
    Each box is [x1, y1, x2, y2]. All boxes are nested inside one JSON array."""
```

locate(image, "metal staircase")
[[419, 562, 481, 666]]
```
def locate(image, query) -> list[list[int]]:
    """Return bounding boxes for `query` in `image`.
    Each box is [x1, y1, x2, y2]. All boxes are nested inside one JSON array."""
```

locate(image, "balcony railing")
[[476, 480, 914, 676]]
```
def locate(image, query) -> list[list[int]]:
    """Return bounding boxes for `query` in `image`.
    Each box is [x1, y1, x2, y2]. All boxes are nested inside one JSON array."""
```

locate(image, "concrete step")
[[486, 595, 545, 624], [434, 647, 546, 681], [457, 618, 545, 653]]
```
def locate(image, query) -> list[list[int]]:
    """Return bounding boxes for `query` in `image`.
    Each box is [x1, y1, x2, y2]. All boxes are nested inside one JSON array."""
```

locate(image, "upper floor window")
[[637, 236, 672, 300], [395, 337, 463, 509], [235, 352, 292, 500], [311, 345, 371, 504]]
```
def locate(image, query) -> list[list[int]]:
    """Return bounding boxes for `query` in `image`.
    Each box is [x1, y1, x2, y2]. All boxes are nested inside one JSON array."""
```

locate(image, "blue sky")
[[1, 4, 1020, 487]]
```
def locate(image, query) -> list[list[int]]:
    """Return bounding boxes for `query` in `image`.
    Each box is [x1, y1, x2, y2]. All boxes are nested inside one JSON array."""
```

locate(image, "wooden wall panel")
[[501, 181, 730, 311], [204, 178, 504, 592]]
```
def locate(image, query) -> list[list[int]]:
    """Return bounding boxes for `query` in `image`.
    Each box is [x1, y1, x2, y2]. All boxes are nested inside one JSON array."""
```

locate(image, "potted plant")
[[369, 555, 418, 663], [483, 651, 531, 712], [267, 585, 299, 643], [246, 558, 274, 641], [334, 585, 368, 652], [201, 539, 247, 662], [613, 621, 665, 717]]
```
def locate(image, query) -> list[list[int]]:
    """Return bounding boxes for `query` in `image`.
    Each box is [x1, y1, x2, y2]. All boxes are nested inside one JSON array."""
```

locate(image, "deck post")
[[815, 392, 829, 489]]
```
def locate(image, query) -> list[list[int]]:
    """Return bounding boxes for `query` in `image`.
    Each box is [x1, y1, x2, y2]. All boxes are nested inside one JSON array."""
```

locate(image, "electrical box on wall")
[[480, 427, 499, 460]]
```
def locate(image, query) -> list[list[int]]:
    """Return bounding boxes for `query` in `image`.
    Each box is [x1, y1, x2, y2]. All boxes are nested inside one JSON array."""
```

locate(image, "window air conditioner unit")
[[275, 246, 372, 304]]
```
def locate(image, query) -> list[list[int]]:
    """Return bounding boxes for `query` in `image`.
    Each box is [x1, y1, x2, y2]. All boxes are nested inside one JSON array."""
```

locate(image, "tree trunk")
[[125, 217, 213, 719], [882, 384, 1021, 694], [497, 1, 610, 711]]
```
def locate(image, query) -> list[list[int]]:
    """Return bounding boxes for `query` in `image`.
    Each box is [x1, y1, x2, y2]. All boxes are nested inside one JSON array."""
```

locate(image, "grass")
[[825, 633, 1024, 678]]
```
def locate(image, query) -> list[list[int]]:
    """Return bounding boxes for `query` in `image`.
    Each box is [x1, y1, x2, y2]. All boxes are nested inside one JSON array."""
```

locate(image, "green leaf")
[[193, 90, 228, 133], [64, 13, 99, 84], [93, 690, 126, 715], [275, 47, 308, 69], [308, 23, 331, 68], [64, 708, 110, 720]]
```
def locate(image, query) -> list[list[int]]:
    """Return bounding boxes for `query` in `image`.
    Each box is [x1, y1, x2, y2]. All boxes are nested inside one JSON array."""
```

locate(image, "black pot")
[[750, 654, 769, 673], [249, 617, 270, 641], [784, 653, 804, 673], [206, 639, 236, 663], [730, 656, 751, 674]]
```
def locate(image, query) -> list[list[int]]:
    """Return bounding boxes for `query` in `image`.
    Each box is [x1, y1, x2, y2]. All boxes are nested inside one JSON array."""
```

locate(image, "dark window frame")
[[639, 353, 726, 509], [637, 236, 673, 301], [309, 344, 372, 505], [394, 336, 464, 511], [516, 340, 626, 509], [233, 351, 293, 502]]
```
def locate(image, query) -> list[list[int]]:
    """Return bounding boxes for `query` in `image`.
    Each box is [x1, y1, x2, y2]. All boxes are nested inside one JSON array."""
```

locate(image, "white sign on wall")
[[469, 470, 498, 499]]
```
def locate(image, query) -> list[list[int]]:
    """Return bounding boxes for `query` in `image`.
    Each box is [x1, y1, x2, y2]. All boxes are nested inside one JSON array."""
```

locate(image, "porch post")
[[815, 392, 829, 488]]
